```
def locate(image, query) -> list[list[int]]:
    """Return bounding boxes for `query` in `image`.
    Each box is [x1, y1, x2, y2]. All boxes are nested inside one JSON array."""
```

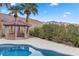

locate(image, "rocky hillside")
[[0, 13, 43, 29]]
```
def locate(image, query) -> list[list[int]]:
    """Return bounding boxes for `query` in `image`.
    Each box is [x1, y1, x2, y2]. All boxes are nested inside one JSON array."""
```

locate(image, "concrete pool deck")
[[0, 37, 78, 56]]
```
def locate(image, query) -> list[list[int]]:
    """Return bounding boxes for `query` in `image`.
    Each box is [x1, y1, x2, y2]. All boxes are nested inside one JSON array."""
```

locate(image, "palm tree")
[[0, 3, 11, 11], [21, 3, 38, 37], [0, 3, 10, 7], [9, 5, 23, 22], [9, 5, 23, 39]]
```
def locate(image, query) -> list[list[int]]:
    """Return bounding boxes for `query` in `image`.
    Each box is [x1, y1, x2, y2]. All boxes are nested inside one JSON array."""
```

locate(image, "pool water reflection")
[[0, 44, 68, 56]]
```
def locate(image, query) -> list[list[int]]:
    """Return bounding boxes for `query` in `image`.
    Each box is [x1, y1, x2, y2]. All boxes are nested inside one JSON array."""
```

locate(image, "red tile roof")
[[4, 19, 31, 27]]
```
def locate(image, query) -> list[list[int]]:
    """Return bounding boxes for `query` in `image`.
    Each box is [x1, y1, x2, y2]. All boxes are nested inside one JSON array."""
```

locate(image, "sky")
[[1, 3, 79, 24]]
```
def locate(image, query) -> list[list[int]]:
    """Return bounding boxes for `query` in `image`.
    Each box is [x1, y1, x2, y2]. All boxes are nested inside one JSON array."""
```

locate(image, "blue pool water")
[[3, 49, 31, 56], [0, 44, 68, 56]]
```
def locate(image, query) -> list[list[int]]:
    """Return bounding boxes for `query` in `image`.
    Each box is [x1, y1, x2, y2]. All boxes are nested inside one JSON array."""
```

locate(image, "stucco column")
[[27, 27, 29, 38], [15, 26, 17, 39], [24, 27, 27, 38], [5, 26, 9, 39]]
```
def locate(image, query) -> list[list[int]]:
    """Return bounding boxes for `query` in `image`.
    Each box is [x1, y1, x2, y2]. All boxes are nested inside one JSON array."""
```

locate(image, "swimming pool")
[[0, 44, 68, 56]]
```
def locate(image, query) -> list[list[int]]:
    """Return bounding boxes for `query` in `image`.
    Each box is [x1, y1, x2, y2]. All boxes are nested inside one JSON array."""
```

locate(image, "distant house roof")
[[3, 19, 31, 27]]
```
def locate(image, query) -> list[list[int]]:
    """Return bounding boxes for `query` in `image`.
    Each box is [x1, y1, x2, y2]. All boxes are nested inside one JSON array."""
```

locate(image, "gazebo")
[[3, 19, 31, 40]]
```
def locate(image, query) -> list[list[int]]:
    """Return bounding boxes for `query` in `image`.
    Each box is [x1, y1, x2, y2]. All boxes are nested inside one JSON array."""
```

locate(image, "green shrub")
[[29, 23, 79, 47], [30, 27, 40, 37]]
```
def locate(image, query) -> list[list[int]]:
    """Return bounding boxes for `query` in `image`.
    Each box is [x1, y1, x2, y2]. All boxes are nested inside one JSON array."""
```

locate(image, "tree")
[[9, 5, 23, 22], [21, 3, 38, 37], [0, 3, 11, 11], [8, 5, 23, 39]]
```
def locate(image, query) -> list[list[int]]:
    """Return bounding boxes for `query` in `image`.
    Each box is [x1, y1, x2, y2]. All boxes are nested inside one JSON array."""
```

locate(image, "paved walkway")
[[0, 37, 79, 56]]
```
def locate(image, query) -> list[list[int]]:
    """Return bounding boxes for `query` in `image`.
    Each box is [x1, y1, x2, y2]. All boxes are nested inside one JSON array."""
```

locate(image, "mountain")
[[0, 13, 43, 29], [46, 21, 79, 26], [46, 21, 70, 25]]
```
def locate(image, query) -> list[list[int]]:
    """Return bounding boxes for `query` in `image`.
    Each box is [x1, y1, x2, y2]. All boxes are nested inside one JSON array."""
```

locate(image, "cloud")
[[63, 11, 71, 17], [11, 3, 16, 6], [63, 14, 67, 17], [65, 11, 71, 15], [50, 3, 59, 6]]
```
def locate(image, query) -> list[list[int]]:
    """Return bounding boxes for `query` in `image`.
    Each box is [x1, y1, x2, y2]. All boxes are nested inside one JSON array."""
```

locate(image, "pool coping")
[[0, 37, 78, 56]]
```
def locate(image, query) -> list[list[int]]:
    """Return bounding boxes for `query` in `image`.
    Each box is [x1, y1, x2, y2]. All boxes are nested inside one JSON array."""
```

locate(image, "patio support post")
[[15, 26, 17, 39], [5, 26, 8, 39], [27, 27, 29, 37], [24, 27, 27, 38]]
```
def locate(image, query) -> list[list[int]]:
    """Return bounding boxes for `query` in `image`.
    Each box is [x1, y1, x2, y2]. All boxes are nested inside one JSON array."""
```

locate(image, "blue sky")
[[1, 3, 79, 24]]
